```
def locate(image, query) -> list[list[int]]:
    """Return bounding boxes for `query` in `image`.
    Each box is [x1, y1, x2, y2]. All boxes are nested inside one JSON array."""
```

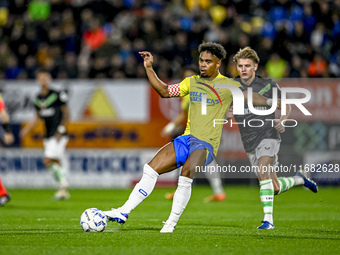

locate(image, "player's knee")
[[44, 158, 52, 166], [273, 182, 280, 194], [44, 158, 58, 166], [272, 179, 280, 194]]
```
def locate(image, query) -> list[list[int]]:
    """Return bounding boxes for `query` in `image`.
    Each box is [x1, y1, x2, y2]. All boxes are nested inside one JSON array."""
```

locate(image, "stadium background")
[[0, 0, 340, 188]]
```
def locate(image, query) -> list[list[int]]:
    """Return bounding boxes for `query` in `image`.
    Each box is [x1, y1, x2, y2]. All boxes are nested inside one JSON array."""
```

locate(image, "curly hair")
[[233, 47, 260, 64], [198, 42, 227, 61]]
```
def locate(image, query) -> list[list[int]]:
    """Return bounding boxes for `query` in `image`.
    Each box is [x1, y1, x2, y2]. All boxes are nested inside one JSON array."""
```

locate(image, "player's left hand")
[[226, 106, 234, 119], [276, 98, 281, 110], [54, 132, 62, 141], [274, 119, 285, 133], [161, 122, 176, 137]]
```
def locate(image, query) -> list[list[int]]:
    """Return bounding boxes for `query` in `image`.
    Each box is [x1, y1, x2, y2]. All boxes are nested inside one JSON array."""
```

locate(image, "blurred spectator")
[[5, 56, 22, 79], [28, 0, 51, 21], [16, 44, 30, 66], [329, 55, 340, 77], [25, 55, 38, 79], [63, 23, 78, 53], [77, 45, 91, 78], [82, 18, 107, 51], [124, 55, 138, 78], [303, 4, 316, 36], [0, 0, 338, 80], [36, 43, 51, 66], [255, 37, 273, 67], [310, 23, 329, 51], [63, 52, 79, 79], [307, 53, 328, 77], [186, 0, 211, 11], [0, 3, 9, 27], [265, 53, 289, 79], [290, 55, 307, 78], [261, 21, 277, 40], [0, 43, 12, 70], [313, 1, 333, 29], [89, 56, 108, 78]]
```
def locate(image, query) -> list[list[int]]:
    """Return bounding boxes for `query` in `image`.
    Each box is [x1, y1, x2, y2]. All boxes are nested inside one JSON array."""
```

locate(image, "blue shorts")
[[172, 135, 215, 168]]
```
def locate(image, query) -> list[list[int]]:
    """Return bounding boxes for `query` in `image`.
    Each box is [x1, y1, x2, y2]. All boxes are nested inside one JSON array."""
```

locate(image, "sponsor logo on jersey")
[[40, 108, 55, 117], [196, 82, 222, 106]]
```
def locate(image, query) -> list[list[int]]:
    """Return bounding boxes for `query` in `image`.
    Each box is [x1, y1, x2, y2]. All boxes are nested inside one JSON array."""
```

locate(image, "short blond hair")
[[233, 47, 260, 64]]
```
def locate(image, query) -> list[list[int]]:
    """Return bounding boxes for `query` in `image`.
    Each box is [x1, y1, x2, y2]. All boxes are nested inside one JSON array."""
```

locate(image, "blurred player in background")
[[20, 70, 70, 200], [0, 93, 14, 206], [162, 67, 226, 203], [230, 47, 318, 229], [104, 42, 272, 233]]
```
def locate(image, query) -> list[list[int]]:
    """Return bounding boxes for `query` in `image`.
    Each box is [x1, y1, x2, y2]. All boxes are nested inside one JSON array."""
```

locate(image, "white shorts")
[[43, 136, 69, 160], [247, 139, 280, 168]]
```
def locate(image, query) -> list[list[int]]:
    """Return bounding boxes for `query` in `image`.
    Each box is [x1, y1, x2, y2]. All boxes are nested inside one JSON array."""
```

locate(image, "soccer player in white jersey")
[[104, 42, 274, 233], [20, 70, 70, 200], [230, 47, 318, 229]]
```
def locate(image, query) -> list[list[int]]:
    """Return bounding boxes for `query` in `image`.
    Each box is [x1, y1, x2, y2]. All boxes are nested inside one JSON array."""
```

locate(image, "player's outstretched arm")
[[19, 112, 41, 139], [56, 105, 69, 136], [139, 51, 170, 98], [244, 91, 281, 109], [243, 91, 266, 105]]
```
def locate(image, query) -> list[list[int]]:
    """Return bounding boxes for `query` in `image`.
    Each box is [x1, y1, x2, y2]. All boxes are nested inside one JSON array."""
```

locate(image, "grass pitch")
[[0, 185, 339, 255]]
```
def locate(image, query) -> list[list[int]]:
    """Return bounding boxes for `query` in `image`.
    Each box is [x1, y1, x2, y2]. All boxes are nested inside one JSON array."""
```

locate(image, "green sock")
[[48, 163, 68, 188], [277, 177, 296, 194], [260, 179, 274, 224]]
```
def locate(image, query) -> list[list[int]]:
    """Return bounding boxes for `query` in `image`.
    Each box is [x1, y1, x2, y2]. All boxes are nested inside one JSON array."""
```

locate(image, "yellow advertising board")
[[21, 120, 169, 148]]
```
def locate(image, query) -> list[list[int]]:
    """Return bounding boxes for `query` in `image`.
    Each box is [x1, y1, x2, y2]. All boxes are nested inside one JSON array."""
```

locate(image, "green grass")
[[0, 186, 339, 255]]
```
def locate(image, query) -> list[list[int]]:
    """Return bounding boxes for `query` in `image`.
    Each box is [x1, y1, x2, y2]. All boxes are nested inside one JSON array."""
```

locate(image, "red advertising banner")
[[279, 79, 340, 122]]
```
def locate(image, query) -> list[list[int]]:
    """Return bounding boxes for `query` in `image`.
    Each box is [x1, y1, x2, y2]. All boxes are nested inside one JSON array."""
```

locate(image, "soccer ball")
[[80, 208, 107, 232]]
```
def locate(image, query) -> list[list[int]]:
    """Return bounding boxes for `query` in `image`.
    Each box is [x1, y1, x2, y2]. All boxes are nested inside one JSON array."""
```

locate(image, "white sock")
[[167, 176, 193, 225], [118, 164, 159, 214], [205, 171, 223, 195], [293, 175, 304, 185]]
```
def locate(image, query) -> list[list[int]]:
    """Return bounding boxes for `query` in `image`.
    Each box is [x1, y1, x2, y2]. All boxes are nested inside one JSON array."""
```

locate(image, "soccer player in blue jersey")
[[231, 47, 318, 229], [104, 42, 274, 233]]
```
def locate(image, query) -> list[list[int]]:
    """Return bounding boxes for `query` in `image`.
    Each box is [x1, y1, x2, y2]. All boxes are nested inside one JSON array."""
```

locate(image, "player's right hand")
[[274, 119, 285, 133], [4, 133, 14, 145], [139, 51, 153, 69], [226, 106, 234, 119], [161, 122, 176, 137]]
